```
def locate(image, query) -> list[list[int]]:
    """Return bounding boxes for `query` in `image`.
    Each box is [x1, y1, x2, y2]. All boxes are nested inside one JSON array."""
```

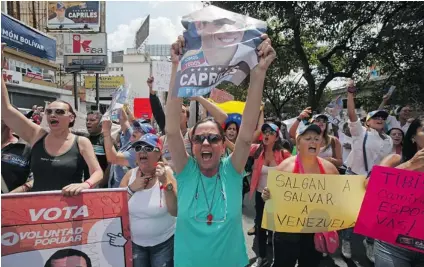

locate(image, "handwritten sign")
[[262, 170, 366, 233], [134, 98, 152, 120], [354, 166, 424, 252], [1, 189, 132, 266], [152, 61, 172, 92], [210, 88, 234, 103]]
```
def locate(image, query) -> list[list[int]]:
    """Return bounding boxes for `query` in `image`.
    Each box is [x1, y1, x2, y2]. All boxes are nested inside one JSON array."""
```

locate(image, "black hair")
[[253, 129, 289, 159], [51, 100, 76, 128], [224, 121, 240, 139], [44, 249, 91, 267], [191, 117, 226, 143], [87, 111, 103, 119], [387, 127, 404, 144], [401, 116, 424, 163]]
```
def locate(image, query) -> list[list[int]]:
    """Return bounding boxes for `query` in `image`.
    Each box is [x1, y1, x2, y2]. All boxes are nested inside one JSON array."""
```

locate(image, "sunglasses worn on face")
[[315, 118, 328, 123], [46, 108, 67, 116], [134, 145, 160, 153], [262, 130, 276, 135], [192, 134, 223, 144]]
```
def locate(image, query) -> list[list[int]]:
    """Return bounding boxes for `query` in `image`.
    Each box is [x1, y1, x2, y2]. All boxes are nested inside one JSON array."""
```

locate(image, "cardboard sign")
[[133, 98, 152, 120], [262, 170, 366, 233], [1, 189, 132, 267], [354, 166, 424, 252], [209, 88, 234, 103], [172, 5, 267, 98], [152, 61, 172, 92]]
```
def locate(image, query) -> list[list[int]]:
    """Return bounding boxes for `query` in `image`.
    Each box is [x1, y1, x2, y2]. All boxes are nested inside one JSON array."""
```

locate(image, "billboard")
[[2, 70, 22, 86], [111, 50, 124, 63], [58, 33, 107, 56], [1, 189, 132, 267], [1, 13, 56, 61], [84, 76, 125, 89], [135, 15, 149, 49], [64, 55, 107, 73], [47, 1, 100, 30]]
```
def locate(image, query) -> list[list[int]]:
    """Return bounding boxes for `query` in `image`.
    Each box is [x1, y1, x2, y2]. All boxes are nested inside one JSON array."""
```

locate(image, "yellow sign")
[[84, 76, 125, 89], [262, 170, 366, 233]]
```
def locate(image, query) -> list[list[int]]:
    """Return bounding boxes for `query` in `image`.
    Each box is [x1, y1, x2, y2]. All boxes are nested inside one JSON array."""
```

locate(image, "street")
[[242, 195, 374, 267]]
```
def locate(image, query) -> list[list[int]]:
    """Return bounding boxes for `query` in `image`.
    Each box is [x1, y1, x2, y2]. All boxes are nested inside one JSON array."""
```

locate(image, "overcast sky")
[[106, 1, 203, 52]]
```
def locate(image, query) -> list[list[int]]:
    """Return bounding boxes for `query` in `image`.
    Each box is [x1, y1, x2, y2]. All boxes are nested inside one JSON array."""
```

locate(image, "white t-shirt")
[[346, 119, 393, 175], [128, 167, 176, 246], [386, 115, 411, 133], [48, 17, 75, 25], [339, 133, 352, 164]]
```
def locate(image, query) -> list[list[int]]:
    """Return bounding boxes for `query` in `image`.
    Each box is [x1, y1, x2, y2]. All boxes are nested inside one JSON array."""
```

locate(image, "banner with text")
[[171, 5, 267, 98], [1, 189, 132, 267], [152, 61, 172, 92], [84, 76, 125, 89], [210, 88, 234, 103], [354, 166, 424, 252], [47, 1, 101, 30], [262, 170, 366, 233]]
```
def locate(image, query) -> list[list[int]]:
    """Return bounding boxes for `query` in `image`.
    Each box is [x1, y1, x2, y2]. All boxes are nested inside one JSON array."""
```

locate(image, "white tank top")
[[319, 144, 333, 158], [128, 167, 176, 246], [257, 165, 275, 193]]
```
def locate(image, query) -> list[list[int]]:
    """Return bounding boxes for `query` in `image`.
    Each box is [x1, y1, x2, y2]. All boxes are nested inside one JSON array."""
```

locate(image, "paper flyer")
[[172, 5, 267, 98]]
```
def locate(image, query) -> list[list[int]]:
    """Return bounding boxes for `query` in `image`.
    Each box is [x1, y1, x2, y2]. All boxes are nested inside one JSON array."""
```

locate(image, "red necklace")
[[198, 174, 220, 225]]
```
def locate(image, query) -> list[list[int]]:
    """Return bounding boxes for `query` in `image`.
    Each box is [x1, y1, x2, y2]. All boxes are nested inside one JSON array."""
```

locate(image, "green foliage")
[[207, 1, 424, 112]]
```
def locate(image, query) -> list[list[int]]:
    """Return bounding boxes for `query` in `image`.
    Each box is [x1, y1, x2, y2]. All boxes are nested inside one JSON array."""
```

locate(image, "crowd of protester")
[[2, 31, 423, 267]]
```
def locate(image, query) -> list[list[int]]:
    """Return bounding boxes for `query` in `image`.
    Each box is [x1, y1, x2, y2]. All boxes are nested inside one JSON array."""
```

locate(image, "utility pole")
[[95, 73, 100, 110], [73, 72, 78, 111]]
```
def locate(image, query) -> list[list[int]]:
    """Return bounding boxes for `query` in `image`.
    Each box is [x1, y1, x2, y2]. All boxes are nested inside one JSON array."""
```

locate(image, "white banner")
[[152, 61, 172, 92]]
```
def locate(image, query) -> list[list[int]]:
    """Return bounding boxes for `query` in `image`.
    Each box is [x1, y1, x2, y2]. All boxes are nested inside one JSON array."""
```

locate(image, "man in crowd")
[[1, 120, 31, 193], [84, 111, 109, 187]]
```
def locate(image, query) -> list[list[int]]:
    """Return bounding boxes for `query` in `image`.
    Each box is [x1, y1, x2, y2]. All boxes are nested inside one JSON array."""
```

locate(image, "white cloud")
[[107, 1, 203, 52]]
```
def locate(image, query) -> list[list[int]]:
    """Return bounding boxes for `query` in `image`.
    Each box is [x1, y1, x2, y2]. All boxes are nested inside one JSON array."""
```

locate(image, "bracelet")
[[296, 117, 302, 122], [84, 181, 94, 189], [127, 186, 135, 196], [22, 183, 31, 192]]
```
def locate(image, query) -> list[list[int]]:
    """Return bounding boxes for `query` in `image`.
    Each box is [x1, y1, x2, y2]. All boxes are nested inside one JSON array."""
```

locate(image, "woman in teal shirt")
[[165, 34, 276, 267]]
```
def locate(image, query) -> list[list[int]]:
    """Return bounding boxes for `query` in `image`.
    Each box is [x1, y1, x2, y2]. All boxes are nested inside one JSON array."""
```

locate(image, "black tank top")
[[30, 134, 85, 192]]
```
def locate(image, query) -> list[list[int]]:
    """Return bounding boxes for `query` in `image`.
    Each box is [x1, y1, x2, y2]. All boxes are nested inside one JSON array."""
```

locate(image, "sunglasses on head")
[[133, 144, 160, 153], [46, 108, 67, 116], [191, 134, 223, 144], [262, 129, 276, 135]]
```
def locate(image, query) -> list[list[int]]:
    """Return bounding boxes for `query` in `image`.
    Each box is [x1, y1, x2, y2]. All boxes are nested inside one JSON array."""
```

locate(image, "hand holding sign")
[[107, 233, 128, 247], [254, 34, 276, 72]]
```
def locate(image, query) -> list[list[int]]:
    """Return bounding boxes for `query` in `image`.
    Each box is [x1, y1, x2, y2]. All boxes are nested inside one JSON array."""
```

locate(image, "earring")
[[412, 139, 415, 144]]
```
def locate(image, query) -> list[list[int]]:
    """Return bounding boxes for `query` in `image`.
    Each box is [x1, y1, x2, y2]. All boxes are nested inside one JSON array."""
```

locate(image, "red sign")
[[1, 190, 132, 266], [134, 98, 152, 120], [354, 166, 424, 252], [210, 88, 234, 103]]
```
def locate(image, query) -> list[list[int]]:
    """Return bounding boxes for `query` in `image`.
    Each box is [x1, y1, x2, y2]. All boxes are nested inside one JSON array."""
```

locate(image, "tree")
[[208, 1, 424, 111]]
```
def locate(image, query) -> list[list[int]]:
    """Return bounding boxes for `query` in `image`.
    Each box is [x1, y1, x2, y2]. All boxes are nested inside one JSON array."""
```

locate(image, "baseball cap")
[[132, 133, 163, 151], [56, 2, 66, 9], [366, 110, 389, 121], [297, 123, 322, 137], [132, 120, 156, 134], [225, 113, 242, 127], [261, 123, 279, 132]]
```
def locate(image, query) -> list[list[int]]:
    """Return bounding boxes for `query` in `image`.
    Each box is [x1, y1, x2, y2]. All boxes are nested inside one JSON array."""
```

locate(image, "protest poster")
[[133, 98, 152, 120], [209, 88, 234, 103], [1, 189, 132, 267], [152, 61, 172, 92], [102, 85, 129, 122], [354, 166, 424, 252], [171, 5, 267, 98], [262, 170, 366, 233]]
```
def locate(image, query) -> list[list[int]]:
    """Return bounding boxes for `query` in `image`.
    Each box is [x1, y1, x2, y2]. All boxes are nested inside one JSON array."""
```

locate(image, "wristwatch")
[[165, 183, 174, 192]]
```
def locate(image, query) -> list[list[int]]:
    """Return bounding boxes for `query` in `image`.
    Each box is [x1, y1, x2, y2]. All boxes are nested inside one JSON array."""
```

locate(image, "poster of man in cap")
[[47, 1, 100, 29], [172, 5, 267, 98]]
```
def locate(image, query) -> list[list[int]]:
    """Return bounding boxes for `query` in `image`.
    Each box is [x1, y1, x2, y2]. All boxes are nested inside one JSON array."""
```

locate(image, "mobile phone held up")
[[387, 85, 396, 96]]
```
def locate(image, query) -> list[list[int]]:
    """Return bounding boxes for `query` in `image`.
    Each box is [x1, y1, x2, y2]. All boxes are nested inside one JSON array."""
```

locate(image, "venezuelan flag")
[[208, 100, 246, 126]]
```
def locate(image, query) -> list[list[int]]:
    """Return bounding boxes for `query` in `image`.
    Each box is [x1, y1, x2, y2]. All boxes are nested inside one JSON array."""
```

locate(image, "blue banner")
[[171, 5, 267, 98], [1, 13, 56, 61]]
